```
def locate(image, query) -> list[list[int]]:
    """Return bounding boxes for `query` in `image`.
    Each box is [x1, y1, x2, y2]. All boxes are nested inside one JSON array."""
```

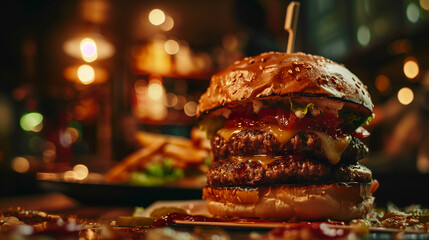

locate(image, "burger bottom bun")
[[202, 182, 374, 221]]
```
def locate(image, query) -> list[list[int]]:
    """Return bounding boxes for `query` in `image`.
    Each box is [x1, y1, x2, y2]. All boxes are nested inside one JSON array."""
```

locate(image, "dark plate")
[[37, 180, 202, 207]]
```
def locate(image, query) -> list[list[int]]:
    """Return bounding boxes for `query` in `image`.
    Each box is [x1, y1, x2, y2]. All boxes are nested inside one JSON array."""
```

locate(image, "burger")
[[197, 52, 378, 221]]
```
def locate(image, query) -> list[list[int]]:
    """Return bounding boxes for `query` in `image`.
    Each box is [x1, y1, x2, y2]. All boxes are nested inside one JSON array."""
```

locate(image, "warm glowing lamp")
[[64, 65, 108, 85], [80, 38, 98, 62], [64, 33, 114, 60], [77, 65, 95, 85]]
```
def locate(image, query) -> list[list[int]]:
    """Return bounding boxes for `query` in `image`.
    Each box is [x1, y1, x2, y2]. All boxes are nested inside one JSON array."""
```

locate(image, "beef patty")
[[211, 129, 368, 164], [206, 155, 372, 187]]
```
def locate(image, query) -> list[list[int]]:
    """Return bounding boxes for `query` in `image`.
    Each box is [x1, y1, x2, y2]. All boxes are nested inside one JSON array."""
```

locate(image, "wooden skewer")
[[284, 1, 300, 53]]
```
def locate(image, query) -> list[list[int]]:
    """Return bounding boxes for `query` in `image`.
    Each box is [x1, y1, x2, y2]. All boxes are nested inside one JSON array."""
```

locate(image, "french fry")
[[169, 159, 187, 169], [106, 128, 211, 184], [135, 131, 167, 147], [136, 131, 194, 148], [138, 154, 164, 169], [163, 143, 208, 164], [105, 139, 166, 183], [165, 136, 194, 149]]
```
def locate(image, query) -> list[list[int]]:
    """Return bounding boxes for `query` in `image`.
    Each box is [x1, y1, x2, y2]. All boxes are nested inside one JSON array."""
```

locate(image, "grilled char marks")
[[211, 130, 368, 164], [206, 158, 372, 187]]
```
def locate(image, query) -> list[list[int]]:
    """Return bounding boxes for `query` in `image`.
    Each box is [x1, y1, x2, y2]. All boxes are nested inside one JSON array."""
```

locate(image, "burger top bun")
[[197, 52, 373, 117]]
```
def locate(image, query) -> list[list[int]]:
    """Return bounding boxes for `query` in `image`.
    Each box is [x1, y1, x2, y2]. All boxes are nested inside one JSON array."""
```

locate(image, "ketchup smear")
[[150, 213, 270, 228], [269, 222, 351, 239], [150, 212, 351, 239]]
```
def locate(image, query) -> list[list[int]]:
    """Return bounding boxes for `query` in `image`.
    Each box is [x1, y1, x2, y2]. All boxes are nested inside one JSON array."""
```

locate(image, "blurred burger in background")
[[198, 52, 378, 220]]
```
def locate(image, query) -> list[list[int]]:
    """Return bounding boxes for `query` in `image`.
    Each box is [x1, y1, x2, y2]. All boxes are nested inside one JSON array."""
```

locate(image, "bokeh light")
[[164, 39, 180, 55], [0, 98, 14, 136], [406, 3, 420, 23], [403, 57, 419, 80], [421, 0, 429, 10], [59, 127, 80, 147], [77, 64, 95, 85], [397, 87, 414, 105], [174, 96, 187, 110], [148, 80, 164, 100], [357, 25, 371, 46], [149, 9, 165, 26], [43, 145, 56, 163], [28, 135, 44, 152], [184, 101, 198, 117], [134, 79, 147, 95], [20, 112, 43, 132], [11, 157, 30, 173], [390, 39, 412, 54], [164, 93, 178, 107], [375, 74, 391, 94], [64, 35, 114, 60], [73, 164, 89, 180], [64, 170, 77, 182], [222, 34, 239, 51], [43, 149, 57, 163], [160, 15, 174, 31], [80, 38, 98, 62]]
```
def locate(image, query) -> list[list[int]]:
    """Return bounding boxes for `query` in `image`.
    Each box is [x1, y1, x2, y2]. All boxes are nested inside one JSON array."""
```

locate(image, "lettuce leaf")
[[129, 159, 184, 186], [133, 207, 145, 216], [198, 116, 227, 138], [364, 113, 375, 125], [339, 110, 373, 130], [289, 98, 314, 118]]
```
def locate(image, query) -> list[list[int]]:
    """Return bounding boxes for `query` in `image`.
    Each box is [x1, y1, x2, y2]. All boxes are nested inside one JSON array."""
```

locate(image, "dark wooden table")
[[1, 193, 428, 240]]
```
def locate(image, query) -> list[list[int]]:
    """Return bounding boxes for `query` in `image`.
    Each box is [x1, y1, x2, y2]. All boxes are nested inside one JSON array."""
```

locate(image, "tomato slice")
[[224, 107, 349, 139], [224, 113, 258, 128], [370, 179, 379, 194], [353, 126, 370, 139]]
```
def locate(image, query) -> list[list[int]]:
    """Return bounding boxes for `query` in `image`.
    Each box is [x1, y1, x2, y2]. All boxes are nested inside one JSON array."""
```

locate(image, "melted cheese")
[[217, 125, 297, 144], [231, 156, 280, 169], [217, 124, 351, 165], [217, 128, 242, 141], [313, 131, 351, 165], [259, 125, 297, 144]]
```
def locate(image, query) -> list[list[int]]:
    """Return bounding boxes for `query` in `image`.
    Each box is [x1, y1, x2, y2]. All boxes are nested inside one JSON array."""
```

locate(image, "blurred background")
[[0, 0, 428, 206]]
